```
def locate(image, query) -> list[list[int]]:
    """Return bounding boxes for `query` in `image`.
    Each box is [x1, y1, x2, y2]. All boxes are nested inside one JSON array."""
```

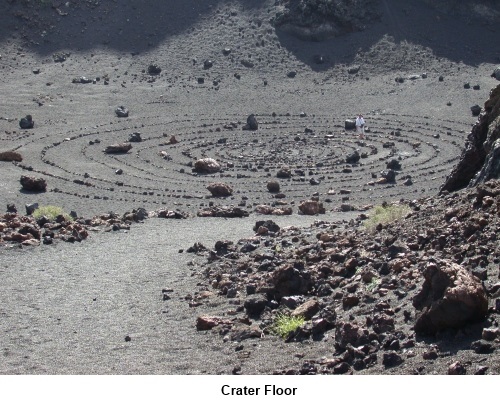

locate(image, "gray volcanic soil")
[[0, 0, 499, 374]]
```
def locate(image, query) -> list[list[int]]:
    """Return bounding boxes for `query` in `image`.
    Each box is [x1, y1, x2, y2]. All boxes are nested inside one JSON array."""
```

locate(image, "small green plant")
[[32, 205, 72, 221], [270, 313, 305, 339], [366, 277, 381, 292], [363, 204, 411, 233]]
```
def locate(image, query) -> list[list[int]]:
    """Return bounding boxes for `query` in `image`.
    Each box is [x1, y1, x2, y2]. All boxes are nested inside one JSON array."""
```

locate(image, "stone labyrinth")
[[7, 112, 470, 214]]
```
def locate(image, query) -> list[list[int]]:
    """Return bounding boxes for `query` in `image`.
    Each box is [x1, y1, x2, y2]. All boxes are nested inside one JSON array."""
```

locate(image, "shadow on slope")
[[1, 0, 499, 71], [274, 0, 500, 71], [0, 0, 267, 55]]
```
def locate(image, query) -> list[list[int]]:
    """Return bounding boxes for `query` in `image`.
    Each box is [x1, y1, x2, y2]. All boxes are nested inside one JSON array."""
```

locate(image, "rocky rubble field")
[[189, 178, 499, 375]]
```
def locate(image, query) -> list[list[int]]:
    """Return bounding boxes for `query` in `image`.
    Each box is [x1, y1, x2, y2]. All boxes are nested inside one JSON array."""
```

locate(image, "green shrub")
[[366, 277, 381, 292], [270, 313, 305, 339], [363, 204, 411, 233], [32, 205, 72, 221]]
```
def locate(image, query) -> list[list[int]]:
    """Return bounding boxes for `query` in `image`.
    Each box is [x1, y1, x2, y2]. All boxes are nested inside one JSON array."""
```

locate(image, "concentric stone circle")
[[12, 112, 469, 214]]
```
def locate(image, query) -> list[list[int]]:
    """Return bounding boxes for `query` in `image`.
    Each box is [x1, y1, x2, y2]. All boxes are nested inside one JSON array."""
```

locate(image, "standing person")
[[355, 114, 365, 139]]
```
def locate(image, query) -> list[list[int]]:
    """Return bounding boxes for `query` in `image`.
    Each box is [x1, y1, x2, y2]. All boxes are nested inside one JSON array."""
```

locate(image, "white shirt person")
[[355, 114, 365, 139]]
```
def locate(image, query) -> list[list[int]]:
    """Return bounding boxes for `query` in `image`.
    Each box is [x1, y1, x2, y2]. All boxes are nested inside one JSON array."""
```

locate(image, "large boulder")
[[298, 200, 325, 215], [193, 158, 221, 174], [441, 84, 500, 192], [413, 260, 488, 335], [0, 151, 23, 162], [20, 176, 47, 192], [207, 182, 233, 197], [104, 143, 132, 154]]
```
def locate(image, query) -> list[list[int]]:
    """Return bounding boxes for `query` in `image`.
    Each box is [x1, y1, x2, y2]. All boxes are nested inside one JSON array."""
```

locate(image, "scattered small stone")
[[128, 132, 142, 142], [148, 64, 162, 75], [115, 106, 129, 118]]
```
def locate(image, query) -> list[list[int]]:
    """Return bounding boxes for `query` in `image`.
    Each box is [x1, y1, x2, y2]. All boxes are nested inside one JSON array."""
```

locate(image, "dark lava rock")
[[115, 106, 129, 117], [253, 220, 280, 234], [383, 352, 403, 368], [386, 159, 402, 170], [413, 260, 488, 335], [244, 295, 268, 317], [345, 151, 360, 164], [72, 76, 92, 84], [207, 182, 233, 197], [335, 322, 370, 350], [203, 59, 213, 69], [104, 143, 132, 154], [128, 132, 142, 142], [242, 114, 258, 131], [348, 65, 360, 74], [345, 119, 356, 130], [380, 169, 396, 182], [448, 361, 467, 375], [19, 115, 34, 129], [25, 202, 39, 215], [193, 158, 221, 174], [333, 362, 351, 374], [470, 105, 481, 116], [148, 64, 162, 75], [20, 176, 46, 192], [267, 181, 280, 193], [270, 264, 312, 300], [470, 340, 494, 354], [277, 167, 292, 179]]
